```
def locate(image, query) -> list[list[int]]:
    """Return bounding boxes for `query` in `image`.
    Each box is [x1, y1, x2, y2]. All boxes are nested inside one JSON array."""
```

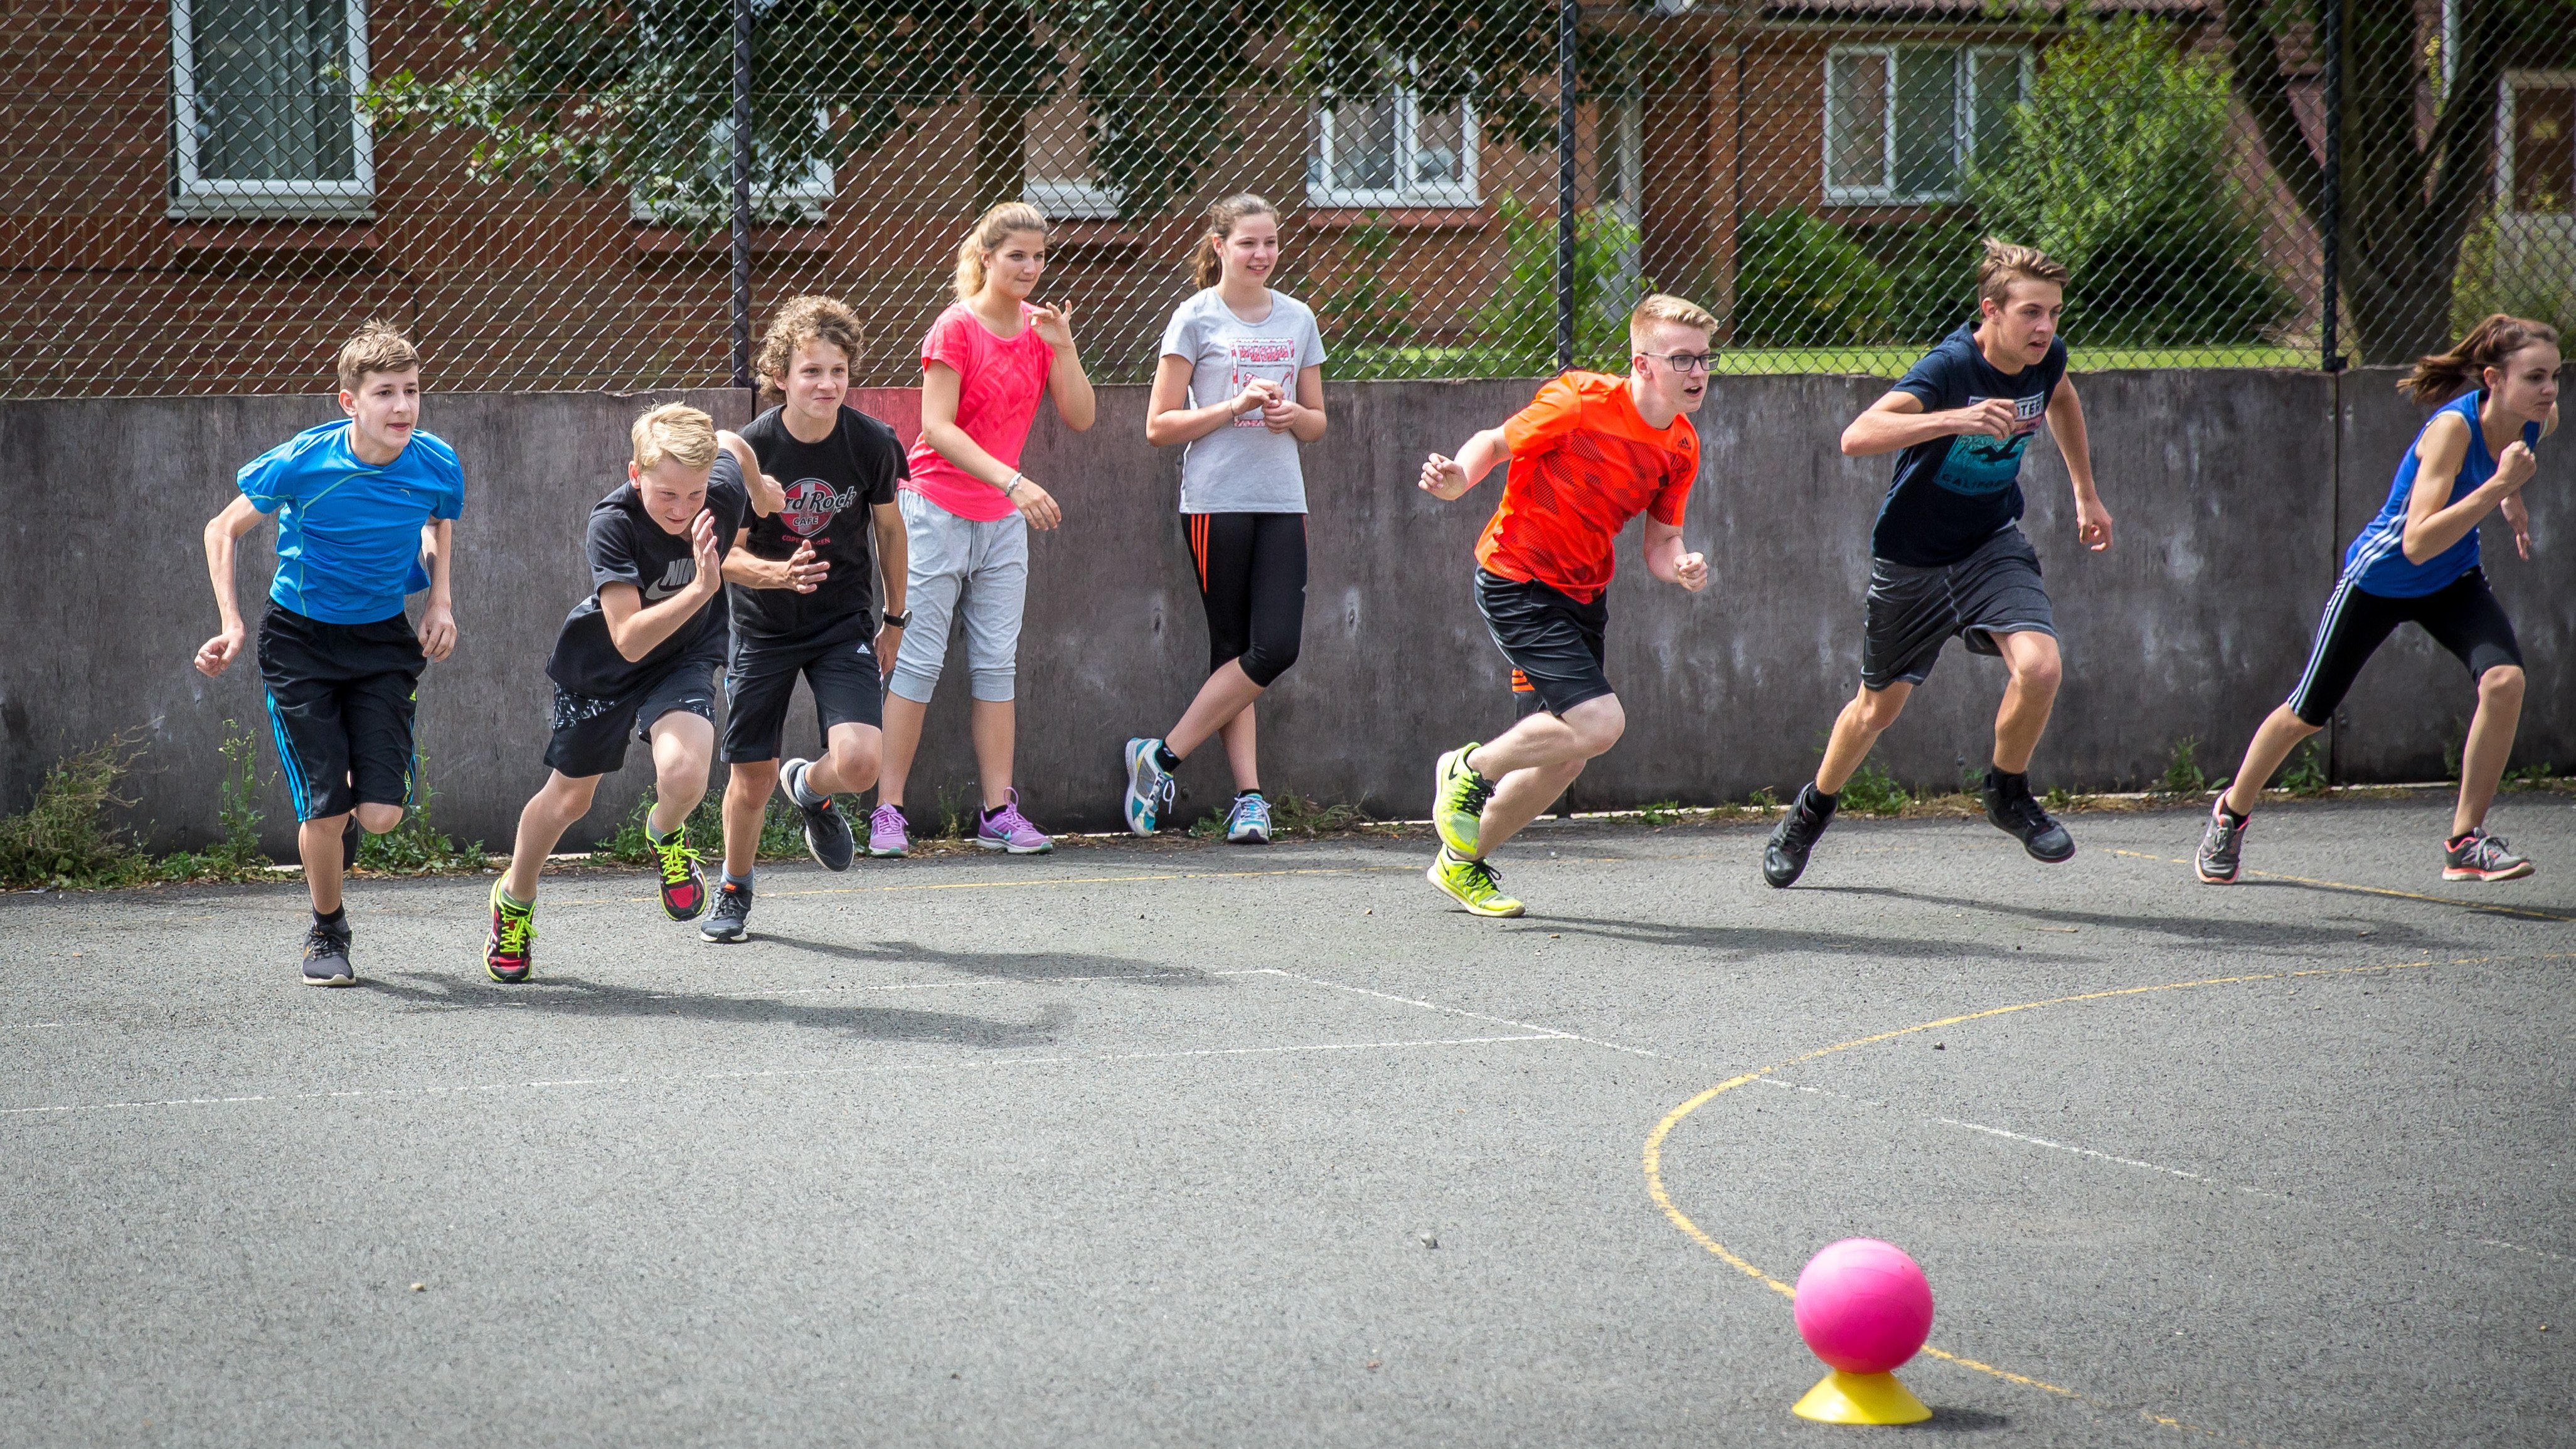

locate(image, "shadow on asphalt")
[[363, 970, 1073, 1048], [748, 933, 1212, 988], [1512, 915, 2078, 964], [1920, 1406, 2013, 1431], [1802, 885, 2459, 953]]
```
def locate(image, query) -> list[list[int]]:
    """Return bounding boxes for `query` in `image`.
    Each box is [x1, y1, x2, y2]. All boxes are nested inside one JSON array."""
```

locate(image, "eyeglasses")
[[1639, 351, 1715, 373]]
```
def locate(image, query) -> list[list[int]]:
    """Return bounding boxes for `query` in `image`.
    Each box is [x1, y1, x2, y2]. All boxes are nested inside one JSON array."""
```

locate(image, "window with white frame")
[[169, 0, 373, 218], [2500, 72, 2573, 215], [1824, 45, 2028, 205], [1023, 90, 1122, 221], [629, 114, 835, 227], [1307, 86, 1478, 208]]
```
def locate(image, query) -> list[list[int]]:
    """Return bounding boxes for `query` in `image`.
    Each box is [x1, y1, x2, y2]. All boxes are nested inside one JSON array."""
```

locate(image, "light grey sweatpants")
[[888, 488, 1030, 705]]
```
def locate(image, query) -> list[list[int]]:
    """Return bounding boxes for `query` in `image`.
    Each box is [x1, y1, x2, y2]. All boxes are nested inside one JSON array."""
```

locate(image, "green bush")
[[1732, 210, 1892, 349], [1476, 193, 1649, 375], [1836, 761, 1912, 817], [355, 747, 487, 874], [1967, 18, 2294, 348], [1871, 218, 1984, 350], [2278, 741, 2329, 796], [0, 733, 149, 889], [156, 722, 275, 882], [2449, 210, 2576, 338], [595, 788, 804, 864], [2159, 736, 2209, 796]]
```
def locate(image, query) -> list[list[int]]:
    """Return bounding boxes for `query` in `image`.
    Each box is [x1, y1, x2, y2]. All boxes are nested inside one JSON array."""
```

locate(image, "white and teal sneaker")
[[1225, 792, 1273, 844], [1124, 737, 1176, 837]]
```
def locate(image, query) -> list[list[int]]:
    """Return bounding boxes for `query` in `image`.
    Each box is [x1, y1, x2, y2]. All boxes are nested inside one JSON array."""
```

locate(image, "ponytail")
[[2402, 313, 2562, 404], [1190, 192, 1280, 291], [954, 201, 1050, 301]]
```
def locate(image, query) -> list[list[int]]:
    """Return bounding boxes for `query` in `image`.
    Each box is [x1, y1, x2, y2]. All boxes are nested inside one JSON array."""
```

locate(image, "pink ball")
[[1793, 1238, 1934, 1374]]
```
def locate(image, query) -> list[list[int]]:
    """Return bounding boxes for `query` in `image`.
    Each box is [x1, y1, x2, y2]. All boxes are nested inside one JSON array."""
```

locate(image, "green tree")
[[1968, 18, 2293, 348], [366, 0, 1563, 223], [2224, 0, 2575, 363]]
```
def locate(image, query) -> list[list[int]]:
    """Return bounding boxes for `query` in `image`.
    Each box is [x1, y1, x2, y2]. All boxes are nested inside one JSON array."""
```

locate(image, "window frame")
[[2497, 69, 2576, 218], [168, 0, 375, 220], [1307, 84, 1481, 209], [1821, 42, 2027, 207], [627, 111, 836, 227]]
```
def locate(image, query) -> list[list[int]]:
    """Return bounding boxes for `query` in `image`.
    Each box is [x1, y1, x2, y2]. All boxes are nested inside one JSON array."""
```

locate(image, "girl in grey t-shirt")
[[1121, 193, 1330, 845]]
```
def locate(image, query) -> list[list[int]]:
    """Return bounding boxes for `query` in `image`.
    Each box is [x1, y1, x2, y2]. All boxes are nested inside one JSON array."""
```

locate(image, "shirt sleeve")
[[235, 439, 299, 513], [708, 452, 750, 548], [587, 508, 644, 594], [1501, 376, 1585, 459], [1649, 444, 1696, 527], [429, 447, 465, 521], [1159, 298, 1199, 363], [1892, 345, 1964, 411], [920, 309, 974, 374]]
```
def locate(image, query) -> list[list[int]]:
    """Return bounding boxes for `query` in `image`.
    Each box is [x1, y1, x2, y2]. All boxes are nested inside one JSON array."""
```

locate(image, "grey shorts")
[[888, 488, 1030, 705], [1861, 527, 2057, 691]]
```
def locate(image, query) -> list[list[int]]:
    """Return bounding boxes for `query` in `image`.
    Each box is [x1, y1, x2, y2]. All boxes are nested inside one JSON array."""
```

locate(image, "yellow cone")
[[1792, 1369, 1932, 1425]]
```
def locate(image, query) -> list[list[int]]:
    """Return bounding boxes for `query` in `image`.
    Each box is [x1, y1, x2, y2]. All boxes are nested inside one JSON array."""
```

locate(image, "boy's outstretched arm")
[[417, 518, 457, 661], [720, 430, 784, 516], [1419, 426, 1509, 501], [2046, 377, 2112, 551], [196, 496, 268, 677], [1642, 518, 1709, 592]]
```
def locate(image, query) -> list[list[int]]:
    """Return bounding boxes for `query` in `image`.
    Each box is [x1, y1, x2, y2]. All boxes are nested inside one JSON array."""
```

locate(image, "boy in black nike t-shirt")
[[1762, 240, 2114, 890], [702, 297, 909, 943], [481, 404, 783, 983]]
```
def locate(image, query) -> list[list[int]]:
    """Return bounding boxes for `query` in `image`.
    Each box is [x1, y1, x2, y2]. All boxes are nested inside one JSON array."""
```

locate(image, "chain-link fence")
[[3, 0, 2570, 397]]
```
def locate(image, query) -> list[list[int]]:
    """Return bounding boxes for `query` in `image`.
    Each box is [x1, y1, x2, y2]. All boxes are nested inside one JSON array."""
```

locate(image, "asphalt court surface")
[[2, 795, 2569, 1447]]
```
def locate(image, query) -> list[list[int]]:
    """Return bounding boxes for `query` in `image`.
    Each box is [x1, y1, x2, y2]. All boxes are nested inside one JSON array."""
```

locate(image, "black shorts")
[[720, 633, 884, 764], [257, 605, 427, 822], [545, 658, 719, 779], [1186, 512, 1306, 688], [2286, 568, 2523, 726], [1861, 527, 2057, 691], [1476, 569, 1612, 718]]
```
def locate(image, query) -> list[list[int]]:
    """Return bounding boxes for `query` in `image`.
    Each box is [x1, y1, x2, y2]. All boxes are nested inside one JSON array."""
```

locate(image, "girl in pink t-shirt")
[[872, 201, 1096, 858]]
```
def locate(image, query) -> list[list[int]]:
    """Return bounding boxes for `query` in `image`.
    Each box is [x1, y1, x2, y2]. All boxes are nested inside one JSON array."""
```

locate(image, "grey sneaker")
[[1124, 737, 1176, 837], [2196, 803, 2248, 884], [976, 790, 1053, 854], [782, 758, 856, 872], [2444, 826, 2533, 882], [301, 920, 355, 986], [700, 880, 752, 943], [1225, 793, 1273, 844]]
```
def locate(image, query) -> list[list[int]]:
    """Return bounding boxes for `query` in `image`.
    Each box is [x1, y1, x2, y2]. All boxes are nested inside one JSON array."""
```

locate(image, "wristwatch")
[[883, 610, 912, 629]]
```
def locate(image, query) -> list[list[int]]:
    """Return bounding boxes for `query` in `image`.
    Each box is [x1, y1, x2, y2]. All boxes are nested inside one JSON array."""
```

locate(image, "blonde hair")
[[1977, 238, 2070, 309], [1192, 193, 1280, 291], [1629, 292, 1718, 343], [756, 295, 865, 403], [630, 402, 720, 473], [954, 201, 1049, 301], [2402, 313, 2562, 404], [335, 319, 421, 394]]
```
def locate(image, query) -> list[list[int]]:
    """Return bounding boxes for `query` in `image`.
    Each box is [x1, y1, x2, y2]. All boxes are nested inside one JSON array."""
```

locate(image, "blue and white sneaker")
[[1123, 737, 1176, 837], [1225, 793, 1273, 845]]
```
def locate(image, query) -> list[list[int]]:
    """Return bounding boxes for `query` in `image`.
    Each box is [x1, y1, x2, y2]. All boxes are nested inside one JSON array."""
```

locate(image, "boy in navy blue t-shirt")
[[1763, 241, 2113, 888], [196, 322, 464, 986]]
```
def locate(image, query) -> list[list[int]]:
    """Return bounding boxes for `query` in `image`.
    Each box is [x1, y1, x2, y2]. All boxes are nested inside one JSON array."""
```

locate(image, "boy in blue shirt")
[[1763, 241, 2114, 888], [196, 322, 464, 986]]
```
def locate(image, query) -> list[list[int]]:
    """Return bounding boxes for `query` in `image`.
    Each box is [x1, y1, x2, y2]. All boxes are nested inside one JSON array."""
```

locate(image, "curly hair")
[[755, 295, 865, 402]]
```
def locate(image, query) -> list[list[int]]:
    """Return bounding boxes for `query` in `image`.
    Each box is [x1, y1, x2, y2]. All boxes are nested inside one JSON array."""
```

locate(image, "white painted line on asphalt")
[[0, 1031, 1577, 1120], [1263, 966, 1663, 1059], [1754, 1076, 2575, 1266], [1, 1023, 67, 1030]]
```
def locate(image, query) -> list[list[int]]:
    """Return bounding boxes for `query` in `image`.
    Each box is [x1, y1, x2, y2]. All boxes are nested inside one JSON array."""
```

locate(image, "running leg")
[[503, 773, 604, 904], [1816, 682, 1913, 793], [1467, 695, 1626, 857], [2454, 665, 2525, 837], [1989, 631, 2061, 774]]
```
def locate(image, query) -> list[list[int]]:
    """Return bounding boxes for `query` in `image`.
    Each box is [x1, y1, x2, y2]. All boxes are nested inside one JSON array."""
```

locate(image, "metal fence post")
[[729, 0, 754, 390], [1555, 0, 1577, 374], [2318, 0, 2342, 373]]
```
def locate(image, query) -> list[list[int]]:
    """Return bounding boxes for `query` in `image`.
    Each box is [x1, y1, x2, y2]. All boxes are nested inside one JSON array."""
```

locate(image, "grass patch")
[[2278, 741, 2329, 796], [1836, 761, 1912, 817]]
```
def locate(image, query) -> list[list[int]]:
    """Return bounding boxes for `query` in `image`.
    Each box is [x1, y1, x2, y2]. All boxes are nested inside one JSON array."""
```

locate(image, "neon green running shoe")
[[1432, 743, 1494, 857], [1427, 847, 1525, 918], [483, 880, 535, 984], [651, 823, 708, 922]]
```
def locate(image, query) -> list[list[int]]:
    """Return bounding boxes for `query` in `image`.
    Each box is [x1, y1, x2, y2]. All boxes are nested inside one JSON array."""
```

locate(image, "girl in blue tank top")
[[2195, 315, 2560, 887]]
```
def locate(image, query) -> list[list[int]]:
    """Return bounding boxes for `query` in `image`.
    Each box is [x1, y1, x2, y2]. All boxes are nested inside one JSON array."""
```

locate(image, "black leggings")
[[2286, 568, 2523, 726], [1187, 511, 1306, 688]]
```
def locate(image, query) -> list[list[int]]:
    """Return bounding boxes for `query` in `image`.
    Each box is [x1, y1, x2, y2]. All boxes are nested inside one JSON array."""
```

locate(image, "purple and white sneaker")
[[976, 789, 1053, 854], [866, 803, 910, 858]]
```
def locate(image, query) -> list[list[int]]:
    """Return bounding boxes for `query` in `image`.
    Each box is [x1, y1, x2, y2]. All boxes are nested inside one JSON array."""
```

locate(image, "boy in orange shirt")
[[1416, 294, 1715, 916]]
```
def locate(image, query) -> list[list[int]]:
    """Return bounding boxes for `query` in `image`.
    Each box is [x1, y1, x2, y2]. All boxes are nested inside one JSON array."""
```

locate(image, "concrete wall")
[[2, 370, 2563, 854]]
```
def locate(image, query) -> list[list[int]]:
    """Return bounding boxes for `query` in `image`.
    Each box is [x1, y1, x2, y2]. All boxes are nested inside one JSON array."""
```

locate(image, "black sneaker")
[[2195, 803, 2248, 884], [700, 880, 752, 943], [1763, 784, 1837, 888], [301, 920, 356, 986], [1984, 768, 2074, 863], [782, 758, 855, 872]]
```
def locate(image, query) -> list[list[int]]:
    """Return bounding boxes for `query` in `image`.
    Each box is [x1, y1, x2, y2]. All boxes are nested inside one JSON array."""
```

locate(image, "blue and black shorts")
[[257, 604, 427, 821]]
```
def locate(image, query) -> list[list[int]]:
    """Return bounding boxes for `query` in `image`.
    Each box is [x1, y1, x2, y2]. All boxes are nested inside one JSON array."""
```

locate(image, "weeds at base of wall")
[[594, 790, 806, 865], [0, 725, 278, 890], [356, 748, 487, 875]]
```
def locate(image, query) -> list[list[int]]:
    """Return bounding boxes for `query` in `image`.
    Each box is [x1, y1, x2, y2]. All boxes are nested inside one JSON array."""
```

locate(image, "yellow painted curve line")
[[1641, 952, 2573, 1438], [2107, 848, 2576, 922]]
